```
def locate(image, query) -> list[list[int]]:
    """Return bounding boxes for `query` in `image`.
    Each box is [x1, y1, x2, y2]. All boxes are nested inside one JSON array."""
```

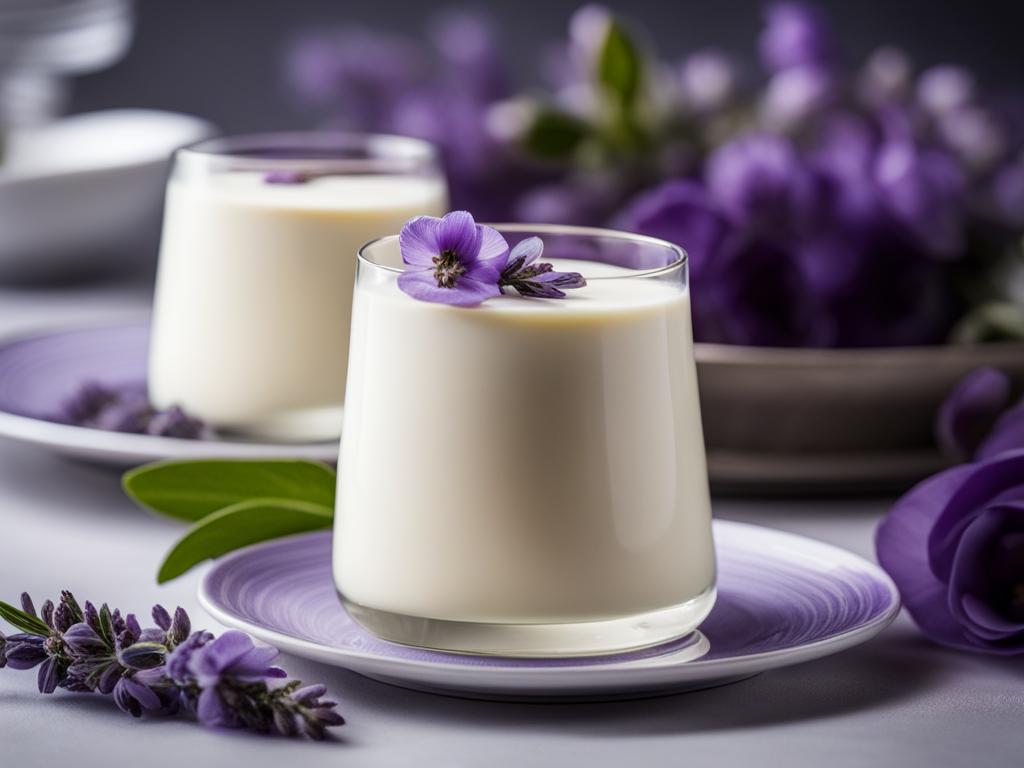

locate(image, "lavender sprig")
[[0, 591, 343, 740], [499, 237, 586, 299], [53, 382, 209, 440]]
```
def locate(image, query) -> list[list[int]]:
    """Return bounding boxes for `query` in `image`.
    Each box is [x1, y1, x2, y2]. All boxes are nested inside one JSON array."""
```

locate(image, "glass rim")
[[357, 223, 688, 282], [174, 131, 440, 175]]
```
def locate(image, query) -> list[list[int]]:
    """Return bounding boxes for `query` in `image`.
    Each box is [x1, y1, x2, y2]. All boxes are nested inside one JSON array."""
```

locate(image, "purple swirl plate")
[[0, 322, 338, 466], [199, 520, 900, 701]]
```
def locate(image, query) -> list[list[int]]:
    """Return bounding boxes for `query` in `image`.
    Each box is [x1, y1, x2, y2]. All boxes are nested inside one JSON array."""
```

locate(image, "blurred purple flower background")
[[286, 2, 1024, 348]]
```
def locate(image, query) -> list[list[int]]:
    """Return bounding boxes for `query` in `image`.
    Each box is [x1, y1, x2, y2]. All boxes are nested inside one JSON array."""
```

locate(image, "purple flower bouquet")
[[285, 3, 1024, 485]]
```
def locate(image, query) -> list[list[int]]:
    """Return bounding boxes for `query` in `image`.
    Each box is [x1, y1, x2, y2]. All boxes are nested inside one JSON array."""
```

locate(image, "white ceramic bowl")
[[696, 341, 1024, 493], [0, 109, 215, 280]]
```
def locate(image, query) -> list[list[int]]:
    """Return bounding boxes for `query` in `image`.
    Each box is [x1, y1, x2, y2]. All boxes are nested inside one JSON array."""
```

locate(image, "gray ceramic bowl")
[[695, 341, 1024, 494]]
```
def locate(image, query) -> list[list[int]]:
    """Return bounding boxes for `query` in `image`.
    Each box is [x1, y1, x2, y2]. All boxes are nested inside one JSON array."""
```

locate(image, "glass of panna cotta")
[[334, 225, 716, 657], [148, 133, 448, 441]]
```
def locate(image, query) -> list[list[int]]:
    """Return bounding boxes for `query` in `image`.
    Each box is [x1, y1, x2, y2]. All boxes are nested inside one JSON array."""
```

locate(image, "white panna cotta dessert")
[[148, 134, 448, 441], [334, 224, 716, 656]]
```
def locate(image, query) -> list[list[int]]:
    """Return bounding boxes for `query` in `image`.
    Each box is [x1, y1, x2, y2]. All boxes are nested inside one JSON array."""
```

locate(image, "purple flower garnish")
[[398, 211, 509, 306], [0, 591, 343, 740], [397, 211, 586, 305], [498, 237, 586, 298]]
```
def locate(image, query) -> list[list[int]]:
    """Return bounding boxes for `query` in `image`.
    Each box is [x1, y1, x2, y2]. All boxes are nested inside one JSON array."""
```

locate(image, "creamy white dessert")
[[149, 172, 448, 440], [334, 246, 715, 652]]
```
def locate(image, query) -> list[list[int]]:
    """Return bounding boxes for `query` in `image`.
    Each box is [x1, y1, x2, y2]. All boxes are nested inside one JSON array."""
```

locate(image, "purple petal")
[[759, 1, 835, 73], [36, 657, 60, 694], [928, 451, 1024, 581], [977, 402, 1024, 461], [123, 676, 161, 710], [190, 630, 254, 685], [876, 463, 982, 649], [399, 216, 442, 267], [196, 687, 233, 728], [948, 503, 1024, 646], [476, 225, 511, 270], [437, 210, 482, 262], [508, 237, 543, 268], [936, 368, 1012, 461], [151, 605, 172, 631], [397, 270, 501, 306], [229, 643, 282, 681]]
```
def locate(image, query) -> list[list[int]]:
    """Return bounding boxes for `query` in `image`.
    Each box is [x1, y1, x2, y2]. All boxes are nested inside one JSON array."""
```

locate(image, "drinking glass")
[[149, 132, 448, 441], [335, 225, 716, 656]]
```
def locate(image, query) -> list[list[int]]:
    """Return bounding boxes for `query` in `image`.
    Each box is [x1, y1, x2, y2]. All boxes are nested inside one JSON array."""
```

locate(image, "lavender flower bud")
[[291, 684, 328, 704], [20, 593, 36, 617], [40, 600, 54, 629], [152, 605, 172, 631], [37, 657, 60, 694], [52, 602, 75, 633], [119, 642, 167, 671], [4, 636, 47, 670], [273, 709, 299, 737], [96, 662, 124, 695], [0, 631, 7, 669], [125, 613, 142, 640], [113, 675, 161, 718], [83, 602, 100, 633], [62, 623, 109, 656], [169, 607, 191, 646]]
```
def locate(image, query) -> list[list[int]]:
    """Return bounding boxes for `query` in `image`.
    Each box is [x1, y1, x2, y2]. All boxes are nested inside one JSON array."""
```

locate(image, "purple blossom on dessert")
[[758, 2, 835, 74], [498, 237, 586, 299], [876, 449, 1024, 655], [936, 367, 1013, 460], [397, 211, 509, 306], [54, 381, 209, 440]]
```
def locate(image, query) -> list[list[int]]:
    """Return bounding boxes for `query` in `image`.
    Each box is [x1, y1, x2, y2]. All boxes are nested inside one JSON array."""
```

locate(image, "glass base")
[[339, 585, 716, 658], [216, 405, 343, 443]]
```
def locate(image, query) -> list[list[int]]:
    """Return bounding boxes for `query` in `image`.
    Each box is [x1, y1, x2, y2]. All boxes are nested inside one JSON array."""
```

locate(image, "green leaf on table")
[[521, 110, 591, 160], [123, 459, 336, 522], [0, 600, 52, 636], [157, 498, 333, 583], [597, 19, 642, 108]]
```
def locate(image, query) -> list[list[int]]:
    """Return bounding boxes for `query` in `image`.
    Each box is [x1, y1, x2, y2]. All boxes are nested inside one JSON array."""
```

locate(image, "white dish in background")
[[0, 109, 215, 280]]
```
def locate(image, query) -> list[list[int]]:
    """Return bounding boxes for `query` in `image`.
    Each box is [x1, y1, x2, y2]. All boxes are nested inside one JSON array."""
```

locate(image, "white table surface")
[[0, 280, 1022, 768]]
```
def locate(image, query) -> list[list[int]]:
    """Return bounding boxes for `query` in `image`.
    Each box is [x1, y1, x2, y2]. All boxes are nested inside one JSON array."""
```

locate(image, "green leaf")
[[597, 20, 642, 108], [157, 499, 333, 583], [123, 460, 336, 522], [521, 110, 591, 160], [0, 600, 52, 636]]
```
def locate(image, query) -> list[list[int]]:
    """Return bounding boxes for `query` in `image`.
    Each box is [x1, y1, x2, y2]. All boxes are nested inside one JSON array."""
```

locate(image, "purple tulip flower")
[[397, 211, 510, 306], [936, 367, 1013, 460], [759, 2, 835, 74], [876, 449, 1024, 655]]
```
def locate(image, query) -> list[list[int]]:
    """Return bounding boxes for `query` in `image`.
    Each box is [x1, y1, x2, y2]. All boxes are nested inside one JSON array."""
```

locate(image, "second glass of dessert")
[[334, 218, 716, 656], [148, 133, 448, 441]]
